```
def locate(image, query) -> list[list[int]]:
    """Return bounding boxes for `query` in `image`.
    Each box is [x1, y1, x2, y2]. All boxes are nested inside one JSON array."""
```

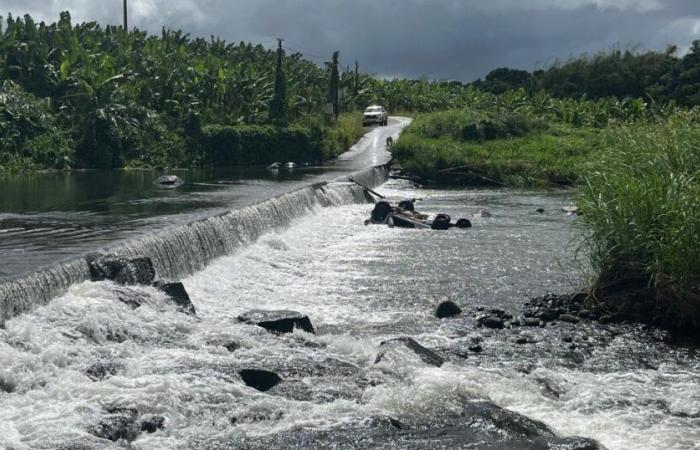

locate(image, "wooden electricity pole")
[[123, 0, 128, 30]]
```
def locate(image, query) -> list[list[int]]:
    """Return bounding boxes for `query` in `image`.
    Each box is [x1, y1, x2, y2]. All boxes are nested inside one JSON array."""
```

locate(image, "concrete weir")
[[0, 165, 389, 324]]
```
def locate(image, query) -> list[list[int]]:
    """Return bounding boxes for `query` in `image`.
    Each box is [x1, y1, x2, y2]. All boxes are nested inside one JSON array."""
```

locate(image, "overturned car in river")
[[365, 200, 472, 230]]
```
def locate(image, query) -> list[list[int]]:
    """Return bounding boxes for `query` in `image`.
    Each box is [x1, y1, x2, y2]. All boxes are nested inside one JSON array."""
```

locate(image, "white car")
[[363, 105, 388, 126]]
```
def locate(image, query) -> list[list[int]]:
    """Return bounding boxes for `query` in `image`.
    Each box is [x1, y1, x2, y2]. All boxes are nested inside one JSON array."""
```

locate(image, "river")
[[0, 120, 697, 449]]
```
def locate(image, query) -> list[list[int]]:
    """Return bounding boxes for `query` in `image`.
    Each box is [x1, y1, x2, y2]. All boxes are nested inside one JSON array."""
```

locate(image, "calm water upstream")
[[0, 118, 698, 449], [0, 119, 405, 280]]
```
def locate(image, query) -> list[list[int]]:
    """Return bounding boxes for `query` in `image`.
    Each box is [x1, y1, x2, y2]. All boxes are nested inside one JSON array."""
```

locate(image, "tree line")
[[1, 12, 699, 171], [470, 43, 700, 106]]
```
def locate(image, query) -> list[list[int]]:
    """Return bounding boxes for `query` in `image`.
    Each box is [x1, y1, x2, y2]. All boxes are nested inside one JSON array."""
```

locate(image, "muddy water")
[[0, 179, 697, 449]]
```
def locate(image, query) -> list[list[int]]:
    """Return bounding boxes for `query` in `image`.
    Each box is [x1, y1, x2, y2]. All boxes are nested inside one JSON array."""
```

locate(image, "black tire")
[[371, 201, 393, 222], [398, 200, 415, 211], [431, 214, 451, 230], [456, 218, 472, 229]]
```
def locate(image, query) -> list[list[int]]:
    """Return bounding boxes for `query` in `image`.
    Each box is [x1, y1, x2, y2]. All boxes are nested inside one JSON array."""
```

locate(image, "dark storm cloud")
[[2, 1, 699, 81]]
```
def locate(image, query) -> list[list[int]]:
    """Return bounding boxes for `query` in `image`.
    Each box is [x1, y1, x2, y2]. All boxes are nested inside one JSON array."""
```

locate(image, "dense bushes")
[[201, 124, 316, 165]]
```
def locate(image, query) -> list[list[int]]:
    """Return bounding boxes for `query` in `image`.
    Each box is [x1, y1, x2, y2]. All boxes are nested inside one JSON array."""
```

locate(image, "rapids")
[[0, 180, 697, 449]]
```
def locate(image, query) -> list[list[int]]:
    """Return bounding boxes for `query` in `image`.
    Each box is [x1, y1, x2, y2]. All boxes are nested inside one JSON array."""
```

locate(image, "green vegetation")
[[0, 12, 370, 171], [390, 90, 674, 186], [579, 116, 700, 329], [471, 43, 700, 105]]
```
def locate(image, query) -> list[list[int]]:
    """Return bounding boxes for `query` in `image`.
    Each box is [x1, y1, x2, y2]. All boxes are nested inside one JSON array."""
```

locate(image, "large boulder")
[[375, 337, 444, 367], [436, 301, 462, 318], [237, 310, 315, 334], [225, 400, 605, 449], [86, 254, 156, 285], [239, 369, 283, 392], [153, 281, 196, 315]]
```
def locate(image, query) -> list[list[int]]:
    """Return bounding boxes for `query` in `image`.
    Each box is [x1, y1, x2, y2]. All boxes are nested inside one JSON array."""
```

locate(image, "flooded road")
[[0, 118, 408, 280], [1, 178, 697, 449]]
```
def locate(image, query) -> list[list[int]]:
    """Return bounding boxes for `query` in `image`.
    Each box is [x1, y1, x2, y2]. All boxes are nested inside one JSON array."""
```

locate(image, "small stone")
[[468, 344, 483, 353], [435, 301, 462, 318], [223, 342, 240, 352], [515, 337, 530, 345], [523, 317, 541, 327], [535, 308, 559, 322], [478, 316, 505, 329], [510, 320, 521, 327], [560, 314, 580, 324], [562, 336, 573, 343]]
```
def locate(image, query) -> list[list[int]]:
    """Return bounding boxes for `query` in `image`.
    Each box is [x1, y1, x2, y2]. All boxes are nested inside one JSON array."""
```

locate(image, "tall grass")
[[578, 117, 700, 327]]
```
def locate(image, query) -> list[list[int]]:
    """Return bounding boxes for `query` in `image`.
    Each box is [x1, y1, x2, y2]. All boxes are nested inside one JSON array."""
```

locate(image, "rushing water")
[[0, 177, 697, 449]]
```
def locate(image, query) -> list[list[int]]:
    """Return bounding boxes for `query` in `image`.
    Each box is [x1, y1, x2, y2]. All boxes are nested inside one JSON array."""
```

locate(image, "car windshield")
[[365, 107, 382, 113]]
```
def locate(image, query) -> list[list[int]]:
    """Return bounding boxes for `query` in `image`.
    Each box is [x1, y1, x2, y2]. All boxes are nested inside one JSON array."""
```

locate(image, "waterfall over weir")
[[0, 166, 387, 324]]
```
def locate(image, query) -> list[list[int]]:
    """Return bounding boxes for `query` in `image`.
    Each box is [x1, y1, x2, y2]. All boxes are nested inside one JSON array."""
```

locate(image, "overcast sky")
[[2, 0, 699, 81]]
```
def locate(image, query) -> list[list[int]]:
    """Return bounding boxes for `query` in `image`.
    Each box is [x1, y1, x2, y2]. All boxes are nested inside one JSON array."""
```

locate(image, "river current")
[[0, 119, 698, 449], [1, 179, 697, 449]]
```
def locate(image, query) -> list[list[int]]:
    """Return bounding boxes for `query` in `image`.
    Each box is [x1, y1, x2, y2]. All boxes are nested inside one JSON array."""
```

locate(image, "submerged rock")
[[140, 415, 165, 433], [237, 310, 315, 334], [375, 336, 445, 367], [153, 175, 184, 188], [228, 400, 605, 449], [436, 301, 462, 318], [86, 254, 156, 285], [153, 281, 196, 314], [239, 369, 283, 392], [91, 407, 140, 442], [85, 362, 118, 381]]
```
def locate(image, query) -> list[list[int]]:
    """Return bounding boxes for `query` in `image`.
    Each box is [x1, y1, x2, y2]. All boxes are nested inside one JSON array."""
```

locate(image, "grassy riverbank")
[[579, 115, 700, 330], [393, 105, 700, 329], [392, 110, 598, 186]]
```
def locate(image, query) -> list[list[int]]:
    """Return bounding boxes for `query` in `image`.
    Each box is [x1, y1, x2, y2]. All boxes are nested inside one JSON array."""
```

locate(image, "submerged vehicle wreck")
[[366, 200, 472, 230]]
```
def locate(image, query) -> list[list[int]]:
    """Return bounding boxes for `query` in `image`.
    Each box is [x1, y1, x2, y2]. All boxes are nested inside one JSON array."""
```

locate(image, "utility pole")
[[123, 0, 128, 30], [329, 51, 340, 120], [354, 60, 359, 96], [270, 38, 288, 124]]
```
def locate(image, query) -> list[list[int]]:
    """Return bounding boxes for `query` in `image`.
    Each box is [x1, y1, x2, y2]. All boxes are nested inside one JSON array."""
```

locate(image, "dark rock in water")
[[92, 407, 140, 442], [153, 175, 184, 188], [461, 401, 555, 438], [223, 341, 240, 352], [560, 313, 580, 324], [86, 362, 118, 381], [535, 308, 559, 322], [153, 281, 196, 315], [435, 301, 462, 318], [375, 337, 445, 367], [239, 369, 283, 392], [536, 208, 545, 213], [523, 317, 541, 327], [232, 400, 605, 449], [468, 344, 483, 353], [0, 373, 16, 393], [478, 316, 505, 329], [140, 415, 165, 433], [237, 310, 315, 334], [86, 254, 156, 285]]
